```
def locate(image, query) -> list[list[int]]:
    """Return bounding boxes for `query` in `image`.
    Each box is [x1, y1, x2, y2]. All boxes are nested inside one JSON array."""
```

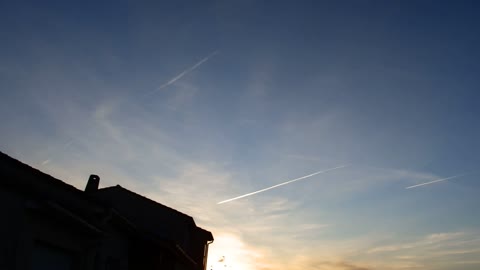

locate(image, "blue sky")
[[1, 1, 480, 269]]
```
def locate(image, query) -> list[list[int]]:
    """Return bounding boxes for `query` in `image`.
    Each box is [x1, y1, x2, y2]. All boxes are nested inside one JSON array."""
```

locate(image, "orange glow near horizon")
[[207, 233, 266, 270]]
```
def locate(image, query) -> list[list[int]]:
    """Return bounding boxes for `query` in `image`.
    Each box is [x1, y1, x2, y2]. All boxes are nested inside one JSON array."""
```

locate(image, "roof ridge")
[[0, 150, 83, 195], [99, 185, 195, 224]]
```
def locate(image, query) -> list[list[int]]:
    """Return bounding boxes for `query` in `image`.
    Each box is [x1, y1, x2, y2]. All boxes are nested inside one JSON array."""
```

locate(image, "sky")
[[1, 0, 480, 269]]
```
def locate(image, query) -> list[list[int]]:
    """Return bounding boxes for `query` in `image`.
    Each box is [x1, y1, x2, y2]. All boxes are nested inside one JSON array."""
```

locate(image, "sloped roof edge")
[[97, 185, 196, 225]]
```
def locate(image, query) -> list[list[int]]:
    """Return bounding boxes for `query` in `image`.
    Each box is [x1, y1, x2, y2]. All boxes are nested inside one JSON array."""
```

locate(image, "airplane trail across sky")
[[41, 139, 73, 166], [143, 51, 218, 97], [405, 174, 467, 189], [217, 165, 348, 204]]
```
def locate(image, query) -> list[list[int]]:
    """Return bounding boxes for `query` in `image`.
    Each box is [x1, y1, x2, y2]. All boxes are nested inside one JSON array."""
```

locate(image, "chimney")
[[85, 174, 100, 193]]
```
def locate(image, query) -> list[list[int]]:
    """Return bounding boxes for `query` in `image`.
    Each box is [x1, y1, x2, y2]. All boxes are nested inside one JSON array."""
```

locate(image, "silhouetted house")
[[0, 151, 213, 270], [89, 185, 213, 270]]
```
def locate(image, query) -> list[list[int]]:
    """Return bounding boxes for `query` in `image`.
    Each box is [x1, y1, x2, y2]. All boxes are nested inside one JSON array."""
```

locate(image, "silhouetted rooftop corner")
[[0, 150, 214, 270]]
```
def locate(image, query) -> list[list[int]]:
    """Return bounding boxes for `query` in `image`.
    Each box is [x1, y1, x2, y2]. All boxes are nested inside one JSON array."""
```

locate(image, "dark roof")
[[0, 151, 81, 194], [196, 227, 214, 242], [94, 186, 195, 242], [0, 151, 101, 215], [1, 150, 213, 248], [93, 184, 214, 265], [102, 185, 196, 224], [0, 151, 205, 266]]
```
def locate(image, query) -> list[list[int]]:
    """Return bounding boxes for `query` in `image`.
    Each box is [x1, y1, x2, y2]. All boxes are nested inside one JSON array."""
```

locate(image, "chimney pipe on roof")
[[85, 174, 100, 193]]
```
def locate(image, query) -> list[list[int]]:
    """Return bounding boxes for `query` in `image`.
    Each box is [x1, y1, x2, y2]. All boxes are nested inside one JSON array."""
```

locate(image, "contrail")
[[143, 51, 218, 97], [405, 174, 467, 189], [217, 165, 348, 204], [40, 139, 73, 166]]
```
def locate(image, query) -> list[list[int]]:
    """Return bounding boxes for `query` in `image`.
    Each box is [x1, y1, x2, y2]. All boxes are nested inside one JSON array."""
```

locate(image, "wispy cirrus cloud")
[[286, 255, 375, 270], [3, 51, 475, 270], [367, 232, 466, 254], [362, 231, 480, 270]]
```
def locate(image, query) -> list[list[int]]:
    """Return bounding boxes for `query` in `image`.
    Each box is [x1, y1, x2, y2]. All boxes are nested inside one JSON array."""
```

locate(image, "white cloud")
[[367, 232, 466, 254]]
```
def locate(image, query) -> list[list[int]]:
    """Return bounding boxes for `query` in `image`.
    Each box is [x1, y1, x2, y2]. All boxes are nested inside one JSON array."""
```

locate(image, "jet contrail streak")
[[405, 174, 467, 189], [143, 51, 218, 97], [217, 165, 348, 204], [40, 139, 73, 166]]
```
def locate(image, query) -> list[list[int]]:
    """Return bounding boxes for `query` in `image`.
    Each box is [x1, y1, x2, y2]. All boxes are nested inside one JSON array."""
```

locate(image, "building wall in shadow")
[[0, 151, 213, 270]]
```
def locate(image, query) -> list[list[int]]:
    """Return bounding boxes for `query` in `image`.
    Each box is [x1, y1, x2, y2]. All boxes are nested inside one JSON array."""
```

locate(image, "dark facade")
[[0, 151, 213, 270]]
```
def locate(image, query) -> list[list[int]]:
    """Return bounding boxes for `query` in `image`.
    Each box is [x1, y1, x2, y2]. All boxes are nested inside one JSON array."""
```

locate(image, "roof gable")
[[94, 186, 195, 242]]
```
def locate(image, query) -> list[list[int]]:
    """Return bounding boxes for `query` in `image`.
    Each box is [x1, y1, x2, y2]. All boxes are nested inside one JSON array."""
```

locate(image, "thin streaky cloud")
[[41, 159, 51, 166], [405, 174, 468, 189], [142, 51, 218, 97], [217, 165, 348, 204]]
